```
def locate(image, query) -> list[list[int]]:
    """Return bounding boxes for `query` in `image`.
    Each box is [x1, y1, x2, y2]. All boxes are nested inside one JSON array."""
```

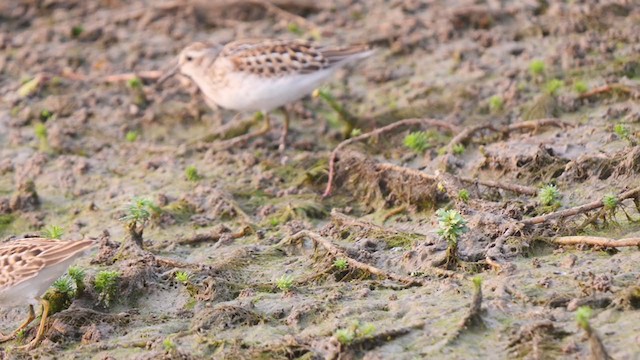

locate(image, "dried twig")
[[578, 83, 638, 100], [323, 118, 460, 197], [551, 236, 640, 248], [521, 185, 640, 226], [101, 71, 164, 83], [280, 230, 430, 286]]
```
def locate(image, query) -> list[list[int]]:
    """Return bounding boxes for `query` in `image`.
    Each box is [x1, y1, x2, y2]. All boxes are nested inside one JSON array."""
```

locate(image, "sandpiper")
[[159, 38, 373, 150], [0, 237, 95, 350]]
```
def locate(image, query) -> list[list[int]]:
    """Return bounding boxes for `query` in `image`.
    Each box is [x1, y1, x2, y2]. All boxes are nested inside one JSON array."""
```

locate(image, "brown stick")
[[281, 230, 431, 286], [101, 71, 164, 83], [521, 185, 640, 225], [552, 236, 640, 247], [323, 118, 459, 197], [578, 83, 637, 100]]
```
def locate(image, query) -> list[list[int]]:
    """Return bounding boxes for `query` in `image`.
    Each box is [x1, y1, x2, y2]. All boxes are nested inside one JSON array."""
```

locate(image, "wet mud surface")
[[1, 0, 640, 359]]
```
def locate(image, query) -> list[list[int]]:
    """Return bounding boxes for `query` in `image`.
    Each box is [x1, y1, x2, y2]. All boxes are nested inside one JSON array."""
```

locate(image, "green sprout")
[[287, 23, 303, 35], [34, 122, 47, 142], [163, 338, 177, 352], [545, 79, 564, 96], [185, 165, 202, 182], [125, 130, 138, 142], [458, 189, 470, 203], [40, 109, 53, 121], [452, 143, 465, 155], [67, 266, 86, 295], [42, 225, 64, 239], [276, 274, 294, 292], [602, 194, 618, 211], [333, 258, 348, 271], [52, 275, 77, 297], [121, 197, 158, 225], [351, 128, 362, 137], [538, 184, 561, 207], [127, 77, 143, 90], [614, 123, 630, 141], [436, 209, 468, 245], [472, 276, 483, 290], [175, 271, 191, 285], [574, 81, 588, 94], [404, 131, 431, 153], [529, 59, 545, 76], [488, 95, 504, 113], [71, 25, 84, 38], [575, 306, 592, 331], [335, 328, 355, 345], [94, 270, 120, 307]]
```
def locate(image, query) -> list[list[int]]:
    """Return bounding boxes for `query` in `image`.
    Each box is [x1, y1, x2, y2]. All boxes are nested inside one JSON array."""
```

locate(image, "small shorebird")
[[159, 38, 373, 150], [0, 237, 95, 350]]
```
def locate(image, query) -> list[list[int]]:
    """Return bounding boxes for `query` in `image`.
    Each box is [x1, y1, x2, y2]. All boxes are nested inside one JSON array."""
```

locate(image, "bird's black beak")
[[157, 61, 179, 85]]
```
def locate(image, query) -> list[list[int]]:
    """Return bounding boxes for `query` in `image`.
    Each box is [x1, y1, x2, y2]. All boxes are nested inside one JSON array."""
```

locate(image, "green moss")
[[0, 214, 15, 233]]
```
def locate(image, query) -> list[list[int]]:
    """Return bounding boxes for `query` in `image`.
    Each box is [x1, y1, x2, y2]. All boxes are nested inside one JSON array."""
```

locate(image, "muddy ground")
[[1, 0, 640, 359]]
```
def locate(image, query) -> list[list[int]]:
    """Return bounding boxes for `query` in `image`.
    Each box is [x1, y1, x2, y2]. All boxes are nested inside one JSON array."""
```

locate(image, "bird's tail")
[[321, 44, 375, 66]]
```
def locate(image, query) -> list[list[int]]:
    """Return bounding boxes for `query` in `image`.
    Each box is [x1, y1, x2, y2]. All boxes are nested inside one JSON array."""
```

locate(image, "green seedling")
[[276, 274, 294, 293], [34, 122, 49, 152], [71, 25, 84, 38], [335, 321, 376, 346], [436, 208, 468, 269], [175, 271, 191, 285], [575, 306, 592, 331], [94, 270, 120, 307], [287, 23, 303, 35], [185, 165, 202, 182], [404, 131, 431, 153], [529, 59, 545, 76], [120, 197, 159, 248], [574, 81, 588, 94], [67, 266, 86, 295], [42, 225, 64, 239], [333, 258, 348, 271], [46, 275, 78, 314], [40, 109, 54, 121], [125, 130, 138, 142], [614, 123, 633, 143], [163, 338, 177, 352], [351, 128, 362, 137], [602, 194, 618, 211], [458, 189, 470, 203], [488, 95, 504, 113], [538, 184, 561, 207], [452, 143, 465, 155], [127, 77, 143, 90], [52, 275, 76, 297], [545, 79, 564, 96], [127, 77, 147, 106]]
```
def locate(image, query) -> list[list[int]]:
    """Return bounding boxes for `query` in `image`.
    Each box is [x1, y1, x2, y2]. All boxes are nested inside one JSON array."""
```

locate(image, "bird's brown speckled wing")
[[223, 39, 370, 77], [0, 238, 95, 290]]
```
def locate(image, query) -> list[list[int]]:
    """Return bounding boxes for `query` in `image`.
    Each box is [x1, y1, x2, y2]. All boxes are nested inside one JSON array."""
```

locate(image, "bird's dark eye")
[[186, 55, 193, 62]]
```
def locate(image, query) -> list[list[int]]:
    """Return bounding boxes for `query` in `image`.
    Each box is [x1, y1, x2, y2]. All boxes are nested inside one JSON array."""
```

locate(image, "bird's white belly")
[[209, 69, 336, 113]]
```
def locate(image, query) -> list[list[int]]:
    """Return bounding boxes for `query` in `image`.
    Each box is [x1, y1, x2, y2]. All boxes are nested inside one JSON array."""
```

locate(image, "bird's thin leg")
[[210, 111, 272, 151], [279, 107, 290, 152], [0, 305, 36, 343], [19, 298, 49, 350]]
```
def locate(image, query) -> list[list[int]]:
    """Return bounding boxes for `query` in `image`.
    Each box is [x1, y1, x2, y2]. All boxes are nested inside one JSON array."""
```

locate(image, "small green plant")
[[488, 95, 504, 112], [121, 197, 158, 225], [574, 81, 588, 94], [287, 23, 303, 35], [404, 131, 431, 153], [529, 59, 545, 76], [575, 306, 592, 331], [602, 194, 618, 211], [175, 271, 191, 285], [127, 77, 143, 90], [538, 184, 561, 207], [34, 122, 48, 151], [452, 143, 465, 155], [351, 128, 362, 137], [436, 209, 468, 245], [94, 270, 120, 307], [163, 337, 177, 352], [335, 321, 376, 345], [71, 25, 84, 37], [42, 225, 64, 239], [125, 130, 138, 142], [458, 189, 470, 203], [545, 79, 564, 96], [52, 275, 76, 297], [40, 109, 53, 121], [46, 275, 78, 314], [472, 276, 483, 290], [67, 266, 86, 295], [276, 274, 294, 292], [614, 123, 631, 141], [333, 258, 348, 271], [185, 165, 202, 182]]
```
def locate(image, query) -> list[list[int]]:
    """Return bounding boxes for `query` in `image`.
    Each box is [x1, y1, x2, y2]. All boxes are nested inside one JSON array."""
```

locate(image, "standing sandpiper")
[[0, 237, 95, 350], [159, 38, 373, 150]]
